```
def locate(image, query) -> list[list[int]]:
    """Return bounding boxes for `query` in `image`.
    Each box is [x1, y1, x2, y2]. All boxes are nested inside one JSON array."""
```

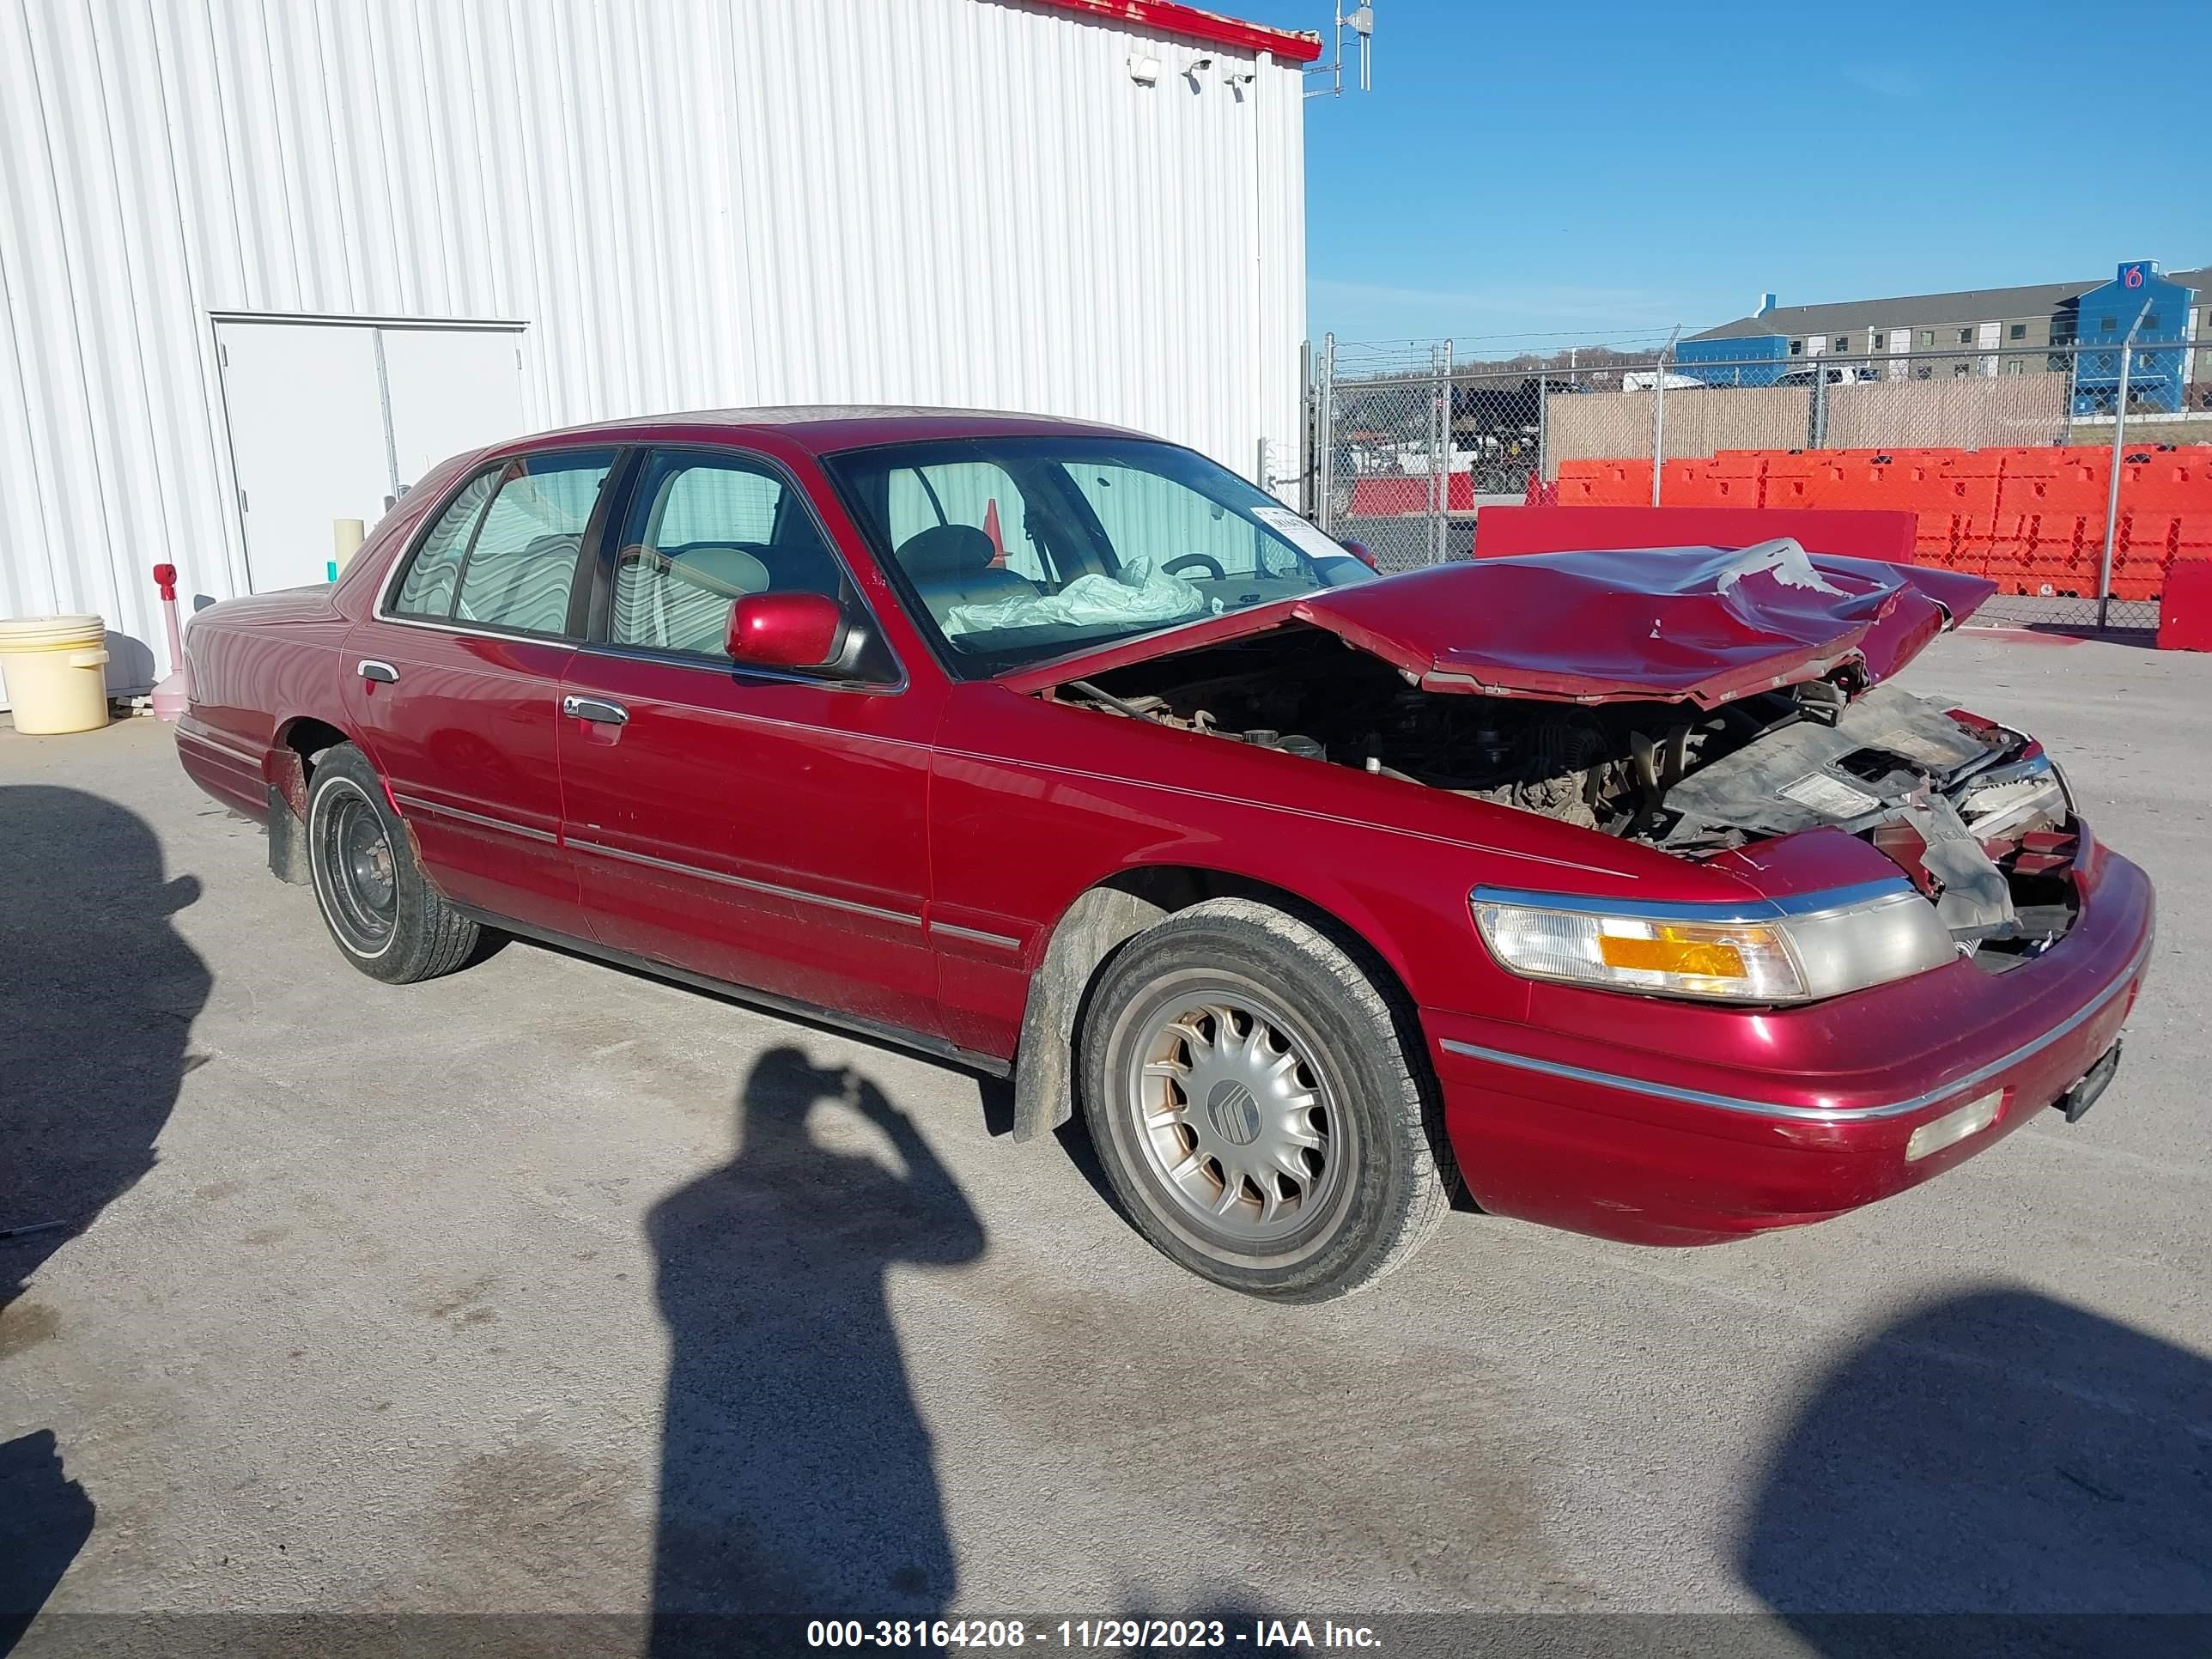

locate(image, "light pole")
[[2097, 301, 2152, 629]]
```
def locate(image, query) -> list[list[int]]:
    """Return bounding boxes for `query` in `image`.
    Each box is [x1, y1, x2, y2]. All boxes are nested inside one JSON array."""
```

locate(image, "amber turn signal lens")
[[1596, 928, 1749, 979]]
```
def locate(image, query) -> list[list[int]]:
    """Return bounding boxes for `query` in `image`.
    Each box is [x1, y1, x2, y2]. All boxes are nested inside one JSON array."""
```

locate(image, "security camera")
[[1188, 54, 1214, 74]]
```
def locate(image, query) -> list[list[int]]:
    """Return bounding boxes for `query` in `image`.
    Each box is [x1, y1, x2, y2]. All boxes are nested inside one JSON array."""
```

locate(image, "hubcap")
[[316, 782, 398, 953], [1126, 992, 1342, 1244]]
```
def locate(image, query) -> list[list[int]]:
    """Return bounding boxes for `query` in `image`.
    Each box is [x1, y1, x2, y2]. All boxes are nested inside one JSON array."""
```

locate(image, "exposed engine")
[[1062, 626, 2079, 963]]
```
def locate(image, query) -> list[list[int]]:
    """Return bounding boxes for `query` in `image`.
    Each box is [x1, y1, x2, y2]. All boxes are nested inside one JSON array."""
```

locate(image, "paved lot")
[[3, 631, 2208, 1647]]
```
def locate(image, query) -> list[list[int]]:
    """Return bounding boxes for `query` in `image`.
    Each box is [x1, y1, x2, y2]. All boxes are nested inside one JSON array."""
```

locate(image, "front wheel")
[[306, 743, 489, 983], [1079, 898, 1454, 1300]]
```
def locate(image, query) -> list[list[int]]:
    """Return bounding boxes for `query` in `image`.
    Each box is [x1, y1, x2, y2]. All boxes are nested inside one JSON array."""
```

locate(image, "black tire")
[[305, 744, 486, 984], [1079, 897, 1453, 1301]]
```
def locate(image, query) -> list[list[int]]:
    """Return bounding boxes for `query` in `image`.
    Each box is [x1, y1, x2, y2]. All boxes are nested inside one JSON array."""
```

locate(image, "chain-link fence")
[[1305, 335, 2212, 631]]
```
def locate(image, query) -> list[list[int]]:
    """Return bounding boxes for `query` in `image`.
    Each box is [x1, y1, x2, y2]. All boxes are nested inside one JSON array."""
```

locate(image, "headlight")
[[1471, 880, 1955, 1004]]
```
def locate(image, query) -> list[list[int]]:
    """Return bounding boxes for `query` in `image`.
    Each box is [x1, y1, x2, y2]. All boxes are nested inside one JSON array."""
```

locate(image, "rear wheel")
[[306, 744, 486, 983], [1079, 898, 1453, 1301]]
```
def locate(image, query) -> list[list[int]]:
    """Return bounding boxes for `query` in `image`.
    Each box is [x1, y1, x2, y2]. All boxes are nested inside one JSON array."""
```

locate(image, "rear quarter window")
[[386, 450, 615, 636], [392, 471, 497, 617]]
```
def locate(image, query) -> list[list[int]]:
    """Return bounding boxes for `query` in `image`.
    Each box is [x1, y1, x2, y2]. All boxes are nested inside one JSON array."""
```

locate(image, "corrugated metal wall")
[[0, 0, 1306, 696]]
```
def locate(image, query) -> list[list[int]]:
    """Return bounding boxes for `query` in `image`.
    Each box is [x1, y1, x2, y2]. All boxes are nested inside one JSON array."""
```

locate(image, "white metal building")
[[0, 0, 1316, 701]]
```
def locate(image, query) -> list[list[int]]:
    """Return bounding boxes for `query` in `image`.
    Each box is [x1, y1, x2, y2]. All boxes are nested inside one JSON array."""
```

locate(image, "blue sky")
[[1226, 0, 2212, 354]]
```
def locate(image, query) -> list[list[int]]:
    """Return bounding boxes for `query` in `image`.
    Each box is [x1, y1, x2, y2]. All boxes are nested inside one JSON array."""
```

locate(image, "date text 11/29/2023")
[[805, 1618, 1382, 1649]]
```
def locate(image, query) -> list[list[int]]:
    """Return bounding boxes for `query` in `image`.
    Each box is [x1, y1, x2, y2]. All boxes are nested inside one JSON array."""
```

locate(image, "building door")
[[216, 318, 527, 594], [380, 326, 529, 493]]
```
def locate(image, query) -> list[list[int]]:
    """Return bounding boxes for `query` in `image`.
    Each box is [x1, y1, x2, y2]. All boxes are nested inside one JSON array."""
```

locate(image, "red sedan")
[[176, 409, 2154, 1300]]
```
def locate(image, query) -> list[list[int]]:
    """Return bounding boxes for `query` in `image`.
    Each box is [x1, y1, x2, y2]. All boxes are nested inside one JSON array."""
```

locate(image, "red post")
[[151, 562, 189, 720]]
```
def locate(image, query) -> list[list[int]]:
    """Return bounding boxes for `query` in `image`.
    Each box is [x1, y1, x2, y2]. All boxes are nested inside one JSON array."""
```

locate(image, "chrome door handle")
[[357, 659, 399, 684], [562, 695, 629, 726]]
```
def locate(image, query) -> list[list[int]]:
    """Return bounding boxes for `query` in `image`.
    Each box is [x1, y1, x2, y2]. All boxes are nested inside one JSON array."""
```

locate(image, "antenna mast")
[[1304, 3, 1374, 99]]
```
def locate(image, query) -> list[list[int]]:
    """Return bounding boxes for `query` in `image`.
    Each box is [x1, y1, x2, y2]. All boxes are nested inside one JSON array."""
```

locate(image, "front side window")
[[824, 437, 1374, 678], [609, 449, 861, 664], [390, 449, 614, 635]]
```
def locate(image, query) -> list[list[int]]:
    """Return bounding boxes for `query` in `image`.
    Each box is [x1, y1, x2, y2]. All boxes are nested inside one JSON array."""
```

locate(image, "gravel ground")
[[3, 629, 2206, 1654]]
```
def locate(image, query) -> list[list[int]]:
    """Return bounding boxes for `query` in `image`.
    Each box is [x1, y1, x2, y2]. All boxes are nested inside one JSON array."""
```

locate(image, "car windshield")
[[823, 436, 1376, 677]]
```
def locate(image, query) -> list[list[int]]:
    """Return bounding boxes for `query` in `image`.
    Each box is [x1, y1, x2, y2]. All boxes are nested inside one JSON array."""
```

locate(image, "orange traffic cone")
[[983, 498, 1006, 566]]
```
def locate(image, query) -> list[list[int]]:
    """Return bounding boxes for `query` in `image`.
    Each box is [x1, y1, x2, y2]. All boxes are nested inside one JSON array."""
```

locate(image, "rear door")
[[556, 445, 945, 1035], [345, 446, 619, 938]]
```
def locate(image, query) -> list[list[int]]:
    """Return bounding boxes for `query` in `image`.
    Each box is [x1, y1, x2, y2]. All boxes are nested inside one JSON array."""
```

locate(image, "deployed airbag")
[[944, 556, 1213, 638]]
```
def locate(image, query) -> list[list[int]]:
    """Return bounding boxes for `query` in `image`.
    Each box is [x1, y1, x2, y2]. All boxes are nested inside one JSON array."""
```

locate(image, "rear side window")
[[389, 449, 615, 636]]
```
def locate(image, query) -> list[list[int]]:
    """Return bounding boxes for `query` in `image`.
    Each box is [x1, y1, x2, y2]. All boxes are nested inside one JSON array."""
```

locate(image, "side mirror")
[[726, 591, 848, 671], [1339, 539, 1377, 569]]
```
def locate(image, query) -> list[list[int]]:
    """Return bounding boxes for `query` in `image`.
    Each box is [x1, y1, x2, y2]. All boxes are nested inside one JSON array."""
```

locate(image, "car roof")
[[486, 405, 1149, 458]]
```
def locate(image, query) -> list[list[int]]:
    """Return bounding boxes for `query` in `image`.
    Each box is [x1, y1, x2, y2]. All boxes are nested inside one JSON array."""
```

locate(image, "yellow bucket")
[[0, 615, 112, 735]]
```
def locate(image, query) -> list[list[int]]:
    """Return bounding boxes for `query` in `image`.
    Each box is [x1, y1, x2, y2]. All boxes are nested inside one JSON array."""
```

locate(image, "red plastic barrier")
[[2158, 558, 2212, 650], [1348, 474, 1490, 519], [1347, 477, 1430, 517], [1474, 506, 1920, 566]]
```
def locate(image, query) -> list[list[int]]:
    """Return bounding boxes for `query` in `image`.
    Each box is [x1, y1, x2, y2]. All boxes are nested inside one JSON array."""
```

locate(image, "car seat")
[[896, 524, 1039, 621]]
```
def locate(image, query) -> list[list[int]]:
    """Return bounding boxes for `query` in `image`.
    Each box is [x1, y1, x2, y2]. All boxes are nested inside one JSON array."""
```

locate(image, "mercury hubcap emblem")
[[1206, 1080, 1262, 1146]]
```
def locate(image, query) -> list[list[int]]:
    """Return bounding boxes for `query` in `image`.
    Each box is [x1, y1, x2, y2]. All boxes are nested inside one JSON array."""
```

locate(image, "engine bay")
[[1055, 625, 2081, 964]]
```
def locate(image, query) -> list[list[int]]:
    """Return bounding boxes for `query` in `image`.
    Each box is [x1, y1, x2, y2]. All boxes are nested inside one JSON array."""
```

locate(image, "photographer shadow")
[[647, 1045, 987, 1650], [1, 786, 209, 1654], [1741, 1285, 2212, 1658]]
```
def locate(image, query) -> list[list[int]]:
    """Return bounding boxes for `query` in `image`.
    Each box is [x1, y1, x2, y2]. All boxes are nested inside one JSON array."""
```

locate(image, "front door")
[[555, 446, 944, 1036], [346, 446, 619, 938]]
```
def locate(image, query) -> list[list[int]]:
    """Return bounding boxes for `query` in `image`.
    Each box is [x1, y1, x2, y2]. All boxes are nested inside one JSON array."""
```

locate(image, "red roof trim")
[[1016, 0, 1326, 64]]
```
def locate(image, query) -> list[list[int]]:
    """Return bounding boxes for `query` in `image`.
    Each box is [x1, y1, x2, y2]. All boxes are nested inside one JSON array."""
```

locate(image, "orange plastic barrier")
[[1657, 455, 1763, 507], [1555, 459, 1653, 507], [1546, 443, 2212, 595], [2118, 455, 2202, 511]]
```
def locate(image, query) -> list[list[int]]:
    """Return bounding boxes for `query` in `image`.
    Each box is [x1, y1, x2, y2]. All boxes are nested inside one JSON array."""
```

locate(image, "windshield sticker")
[[1251, 505, 1354, 563]]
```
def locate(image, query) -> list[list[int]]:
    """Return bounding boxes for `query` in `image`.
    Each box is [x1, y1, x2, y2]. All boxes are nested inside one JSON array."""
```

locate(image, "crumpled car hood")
[[1298, 540, 1993, 706], [1013, 538, 1993, 708]]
